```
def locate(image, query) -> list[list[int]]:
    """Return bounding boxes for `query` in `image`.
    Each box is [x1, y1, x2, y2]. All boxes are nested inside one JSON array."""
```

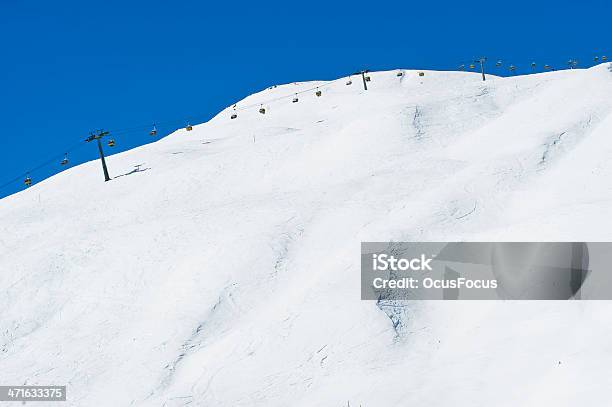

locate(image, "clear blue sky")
[[1, 0, 610, 198]]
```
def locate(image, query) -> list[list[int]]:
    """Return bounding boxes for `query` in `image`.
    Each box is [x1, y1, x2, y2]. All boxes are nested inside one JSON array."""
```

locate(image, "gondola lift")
[[469, 64, 475, 69], [365, 75, 371, 82], [24, 174, 32, 187], [150, 125, 157, 136], [185, 123, 193, 131], [315, 88, 322, 97], [60, 153, 69, 166], [259, 105, 266, 114], [602, 56, 608, 62], [496, 60, 502, 67], [108, 138, 116, 147]]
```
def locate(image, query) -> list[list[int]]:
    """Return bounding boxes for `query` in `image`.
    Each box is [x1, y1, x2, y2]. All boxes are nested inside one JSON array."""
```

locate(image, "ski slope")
[[1, 64, 612, 406]]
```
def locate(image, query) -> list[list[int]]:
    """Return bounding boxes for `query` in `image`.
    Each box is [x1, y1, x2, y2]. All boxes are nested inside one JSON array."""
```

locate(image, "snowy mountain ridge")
[[2, 64, 612, 406]]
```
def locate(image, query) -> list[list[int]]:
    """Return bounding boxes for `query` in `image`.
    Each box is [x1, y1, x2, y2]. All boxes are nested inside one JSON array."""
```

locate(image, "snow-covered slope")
[[2, 64, 612, 406]]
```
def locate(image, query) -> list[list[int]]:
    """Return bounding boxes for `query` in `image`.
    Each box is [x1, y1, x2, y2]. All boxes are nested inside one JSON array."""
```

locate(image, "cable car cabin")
[[418, 72, 425, 77], [396, 71, 403, 77], [315, 90, 322, 97], [108, 139, 116, 147], [603, 56, 608, 61], [24, 176, 32, 187], [231, 113, 237, 119], [185, 124, 193, 131], [469, 64, 475, 69], [150, 127, 157, 136], [259, 107, 266, 114]]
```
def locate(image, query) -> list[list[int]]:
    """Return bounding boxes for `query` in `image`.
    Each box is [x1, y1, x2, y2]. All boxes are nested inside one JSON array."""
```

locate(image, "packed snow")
[[2, 64, 612, 406]]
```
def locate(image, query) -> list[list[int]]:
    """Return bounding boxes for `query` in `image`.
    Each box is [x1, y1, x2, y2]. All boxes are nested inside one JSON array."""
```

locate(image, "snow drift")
[[2, 64, 612, 406]]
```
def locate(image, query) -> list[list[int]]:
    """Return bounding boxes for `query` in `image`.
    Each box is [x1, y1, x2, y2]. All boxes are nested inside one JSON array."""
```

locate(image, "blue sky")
[[1, 0, 610, 198]]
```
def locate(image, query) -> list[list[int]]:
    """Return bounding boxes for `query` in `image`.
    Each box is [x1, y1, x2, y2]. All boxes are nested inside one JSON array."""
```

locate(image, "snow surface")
[[2, 64, 612, 406]]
